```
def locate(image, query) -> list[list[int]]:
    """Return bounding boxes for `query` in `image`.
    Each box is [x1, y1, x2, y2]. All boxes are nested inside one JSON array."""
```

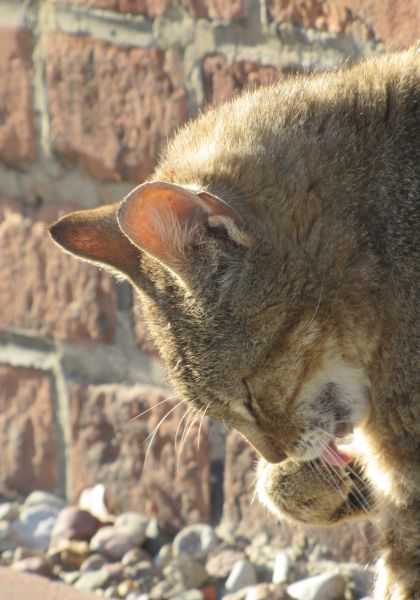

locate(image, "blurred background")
[[0, 0, 418, 597]]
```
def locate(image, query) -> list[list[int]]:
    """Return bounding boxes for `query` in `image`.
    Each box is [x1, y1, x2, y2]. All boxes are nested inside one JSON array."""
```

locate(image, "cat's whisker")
[[301, 276, 324, 333], [175, 405, 192, 450], [311, 456, 338, 493], [308, 459, 351, 514], [176, 406, 199, 467], [317, 434, 368, 489], [310, 449, 357, 516], [317, 439, 370, 514], [128, 396, 173, 422], [178, 407, 195, 452], [315, 452, 357, 515], [248, 469, 260, 497], [197, 403, 211, 451], [318, 455, 355, 513], [178, 408, 201, 468], [143, 400, 184, 468], [197, 404, 210, 453]]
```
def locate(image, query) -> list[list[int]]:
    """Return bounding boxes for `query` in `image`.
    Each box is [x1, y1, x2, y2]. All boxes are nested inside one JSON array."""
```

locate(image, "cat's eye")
[[242, 379, 259, 421]]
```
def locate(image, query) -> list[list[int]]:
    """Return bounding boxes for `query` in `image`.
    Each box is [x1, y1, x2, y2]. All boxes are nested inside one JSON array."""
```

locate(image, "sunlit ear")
[[117, 181, 250, 274], [49, 203, 141, 280]]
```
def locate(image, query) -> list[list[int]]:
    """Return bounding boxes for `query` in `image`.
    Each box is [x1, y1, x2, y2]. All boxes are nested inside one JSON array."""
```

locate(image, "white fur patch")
[[301, 356, 370, 426], [290, 356, 371, 461]]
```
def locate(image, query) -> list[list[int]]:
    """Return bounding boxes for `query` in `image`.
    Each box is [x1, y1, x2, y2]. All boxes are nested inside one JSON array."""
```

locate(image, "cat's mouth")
[[320, 439, 353, 466]]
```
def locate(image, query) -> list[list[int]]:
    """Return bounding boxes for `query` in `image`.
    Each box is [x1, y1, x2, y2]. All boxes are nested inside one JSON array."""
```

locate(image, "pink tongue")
[[321, 440, 352, 466]]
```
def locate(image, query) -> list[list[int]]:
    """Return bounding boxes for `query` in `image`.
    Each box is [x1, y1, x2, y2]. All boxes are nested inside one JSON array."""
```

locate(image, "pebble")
[[51, 506, 104, 546], [170, 590, 204, 600], [79, 484, 114, 522], [272, 551, 289, 584], [154, 542, 173, 568], [1, 549, 14, 563], [144, 517, 171, 556], [115, 512, 149, 546], [103, 585, 119, 598], [206, 547, 246, 579], [60, 570, 81, 585], [13, 546, 44, 561], [24, 491, 66, 510], [125, 559, 155, 580], [12, 556, 51, 578], [287, 571, 346, 600], [122, 547, 152, 566], [225, 559, 257, 594], [200, 585, 217, 600], [47, 539, 90, 569], [0, 521, 12, 550], [80, 552, 107, 572], [102, 560, 125, 581], [74, 568, 111, 592], [245, 583, 289, 600], [149, 579, 173, 599], [222, 587, 253, 600], [117, 579, 140, 596], [11, 504, 60, 550], [0, 502, 20, 522], [90, 525, 138, 560], [163, 557, 209, 589], [339, 562, 374, 598], [173, 524, 218, 561]]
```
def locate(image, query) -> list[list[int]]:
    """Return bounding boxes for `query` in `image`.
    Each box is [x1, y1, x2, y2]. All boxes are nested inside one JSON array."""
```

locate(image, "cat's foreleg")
[[257, 456, 374, 526], [374, 498, 420, 600]]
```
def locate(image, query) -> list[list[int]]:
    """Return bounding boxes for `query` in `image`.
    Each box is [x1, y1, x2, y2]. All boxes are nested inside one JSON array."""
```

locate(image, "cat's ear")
[[117, 181, 250, 276], [49, 203, 141, 279]]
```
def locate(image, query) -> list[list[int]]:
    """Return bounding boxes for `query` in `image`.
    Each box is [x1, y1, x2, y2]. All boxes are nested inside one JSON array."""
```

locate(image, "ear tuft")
[[208, 214, 251, 248]]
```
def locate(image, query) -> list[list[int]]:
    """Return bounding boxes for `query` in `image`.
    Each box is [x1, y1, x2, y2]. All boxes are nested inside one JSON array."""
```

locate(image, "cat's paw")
[[256, 457, 356, 526]]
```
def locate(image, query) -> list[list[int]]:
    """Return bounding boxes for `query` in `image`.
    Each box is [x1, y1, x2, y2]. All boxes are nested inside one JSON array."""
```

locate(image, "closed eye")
[[242, 378, 259, 423]]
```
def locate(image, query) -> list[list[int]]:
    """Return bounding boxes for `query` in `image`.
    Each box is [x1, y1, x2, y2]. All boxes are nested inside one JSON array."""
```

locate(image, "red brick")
[[268, 0, 420, 49], [68, 384, 210, 532], [0, 27, 36, 165], [184, 0, 247, 20], [0, 198, 117, 343], [55, 0, 246, 20], [46, 34, 189, 181], [54, 0, 171, 16], [202, 54, 292, 105], [0, 366, 59, 496]]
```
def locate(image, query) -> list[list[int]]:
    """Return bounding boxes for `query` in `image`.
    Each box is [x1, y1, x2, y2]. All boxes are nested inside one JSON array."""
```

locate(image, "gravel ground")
[[0, 488, 374, 600]]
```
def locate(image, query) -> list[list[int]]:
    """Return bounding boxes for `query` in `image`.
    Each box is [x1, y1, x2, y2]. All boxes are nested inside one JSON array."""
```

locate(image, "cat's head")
[[50, 179, 372, 465]]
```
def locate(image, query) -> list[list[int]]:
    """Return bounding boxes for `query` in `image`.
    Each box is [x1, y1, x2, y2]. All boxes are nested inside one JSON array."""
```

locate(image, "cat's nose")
[[232, 421, 287, 463], [249, 437, 287, 464]]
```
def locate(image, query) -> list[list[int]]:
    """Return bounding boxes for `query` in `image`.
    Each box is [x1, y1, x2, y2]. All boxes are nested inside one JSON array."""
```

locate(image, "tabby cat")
[[50, 48, 419, 599]]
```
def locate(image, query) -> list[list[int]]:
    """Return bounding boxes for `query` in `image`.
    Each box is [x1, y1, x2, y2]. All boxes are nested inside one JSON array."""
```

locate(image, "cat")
[[50, 48, 419, 600]]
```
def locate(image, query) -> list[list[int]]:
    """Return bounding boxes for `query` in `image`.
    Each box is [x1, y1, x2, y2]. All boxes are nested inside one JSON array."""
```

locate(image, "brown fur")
[[50, 49, 420, 599]]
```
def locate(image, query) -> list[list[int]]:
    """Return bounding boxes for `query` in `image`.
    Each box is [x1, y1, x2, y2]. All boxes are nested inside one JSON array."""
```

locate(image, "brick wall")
[[0, 0, 418, 544]]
